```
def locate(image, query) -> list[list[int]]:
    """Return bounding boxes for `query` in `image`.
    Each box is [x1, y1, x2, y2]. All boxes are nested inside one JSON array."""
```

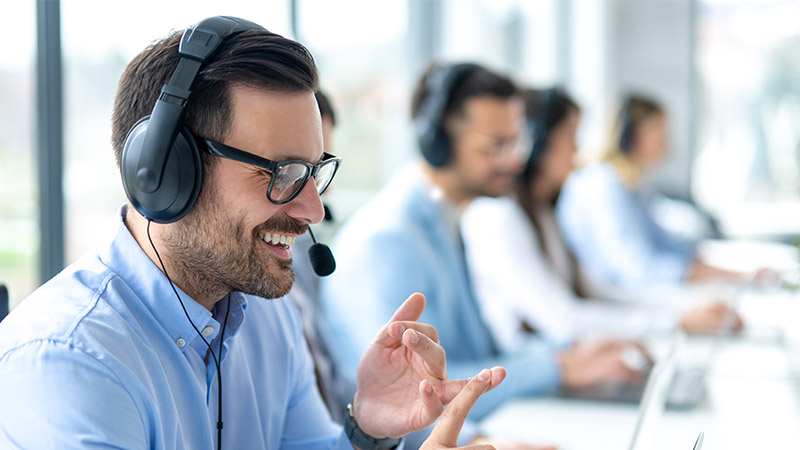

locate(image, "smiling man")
[[0, 17, 503, 450]]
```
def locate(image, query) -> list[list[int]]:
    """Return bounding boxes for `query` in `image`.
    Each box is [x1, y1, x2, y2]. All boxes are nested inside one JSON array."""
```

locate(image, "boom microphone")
[[307, 227, 336, 276]]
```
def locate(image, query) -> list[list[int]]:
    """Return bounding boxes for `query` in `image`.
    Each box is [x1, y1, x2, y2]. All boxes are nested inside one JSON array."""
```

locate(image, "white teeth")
[[261, 232, 296, 247]]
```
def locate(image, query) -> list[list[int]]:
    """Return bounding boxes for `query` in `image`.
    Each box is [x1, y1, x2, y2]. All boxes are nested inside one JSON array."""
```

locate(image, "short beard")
[[161, 181, 306, 302]]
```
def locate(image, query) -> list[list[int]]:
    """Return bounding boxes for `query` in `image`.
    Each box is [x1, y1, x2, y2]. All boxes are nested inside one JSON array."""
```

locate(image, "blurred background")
[[2, 0, 800, 309]]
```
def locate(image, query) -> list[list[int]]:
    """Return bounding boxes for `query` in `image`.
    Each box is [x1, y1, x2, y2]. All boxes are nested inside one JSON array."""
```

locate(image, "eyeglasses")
[[454, 123, 534, 162], [205, 140, 342, 204]]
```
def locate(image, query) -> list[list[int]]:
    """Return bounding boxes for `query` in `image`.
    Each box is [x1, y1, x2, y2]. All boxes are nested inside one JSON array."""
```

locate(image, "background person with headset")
[[0, 17, 506, 450], [556, 94, 775, 290], [318, 63, 646, 450], [461, 87, 744, 351]]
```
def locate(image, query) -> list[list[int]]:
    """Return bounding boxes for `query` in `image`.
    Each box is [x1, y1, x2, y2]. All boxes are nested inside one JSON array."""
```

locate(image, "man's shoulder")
[[0, 254, 138, 366]]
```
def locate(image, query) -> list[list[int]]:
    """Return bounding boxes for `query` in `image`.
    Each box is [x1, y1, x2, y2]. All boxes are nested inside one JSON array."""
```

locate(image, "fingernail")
[[407, 330, 420, 345], [477, 369, 490, 381], [424, 383, 433, 395], [391, 323, 404, 336]]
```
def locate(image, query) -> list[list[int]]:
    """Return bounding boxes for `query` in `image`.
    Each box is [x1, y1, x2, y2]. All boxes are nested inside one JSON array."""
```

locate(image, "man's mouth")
[[258, 231, 298, 249]]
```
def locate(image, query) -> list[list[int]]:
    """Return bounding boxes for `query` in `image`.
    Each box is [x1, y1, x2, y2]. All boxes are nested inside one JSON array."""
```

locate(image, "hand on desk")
[[352, 293, 506, 444], [680, 301, 743, 335], [557, 339, 651, 389]]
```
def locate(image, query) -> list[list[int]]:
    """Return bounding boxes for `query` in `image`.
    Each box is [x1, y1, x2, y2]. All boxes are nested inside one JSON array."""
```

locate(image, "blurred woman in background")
[[461, 88, 740, 350], [555, 94, 761, 290]]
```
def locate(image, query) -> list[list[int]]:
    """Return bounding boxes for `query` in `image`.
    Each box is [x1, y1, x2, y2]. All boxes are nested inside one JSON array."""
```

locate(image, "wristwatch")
[[344, 403, 403, 450]]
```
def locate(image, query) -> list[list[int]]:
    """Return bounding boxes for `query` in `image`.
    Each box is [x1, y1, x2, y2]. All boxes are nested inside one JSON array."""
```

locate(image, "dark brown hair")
[[111, 28, 318, 169], [410, 62, 517, 123]]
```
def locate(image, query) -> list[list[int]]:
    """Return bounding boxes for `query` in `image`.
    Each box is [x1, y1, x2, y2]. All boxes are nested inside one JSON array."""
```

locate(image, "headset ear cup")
[[121, 118, 203, 224], [421, 126, 451, 168]]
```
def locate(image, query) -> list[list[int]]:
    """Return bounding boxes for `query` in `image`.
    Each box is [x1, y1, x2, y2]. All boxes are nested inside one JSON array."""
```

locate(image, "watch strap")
[[344, 403, 403, 450]]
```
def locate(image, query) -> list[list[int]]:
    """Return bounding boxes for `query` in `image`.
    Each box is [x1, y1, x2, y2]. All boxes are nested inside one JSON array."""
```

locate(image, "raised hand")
[[352, 293, 505, 439]]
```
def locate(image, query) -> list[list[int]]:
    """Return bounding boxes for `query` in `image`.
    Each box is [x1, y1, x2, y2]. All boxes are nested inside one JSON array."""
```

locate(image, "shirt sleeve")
[[0, 340, 148, 449]]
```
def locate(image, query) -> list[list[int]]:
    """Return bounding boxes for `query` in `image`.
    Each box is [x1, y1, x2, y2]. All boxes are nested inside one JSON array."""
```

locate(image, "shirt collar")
[[100, 205, 248, 350], [410, 163, 463, 236]]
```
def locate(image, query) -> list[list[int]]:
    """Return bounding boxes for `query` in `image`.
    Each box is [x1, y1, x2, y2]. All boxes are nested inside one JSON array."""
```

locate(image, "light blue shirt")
[[319, 165, 562, 429], [556, 163, 696, 288], [0, 206, 352, 450]]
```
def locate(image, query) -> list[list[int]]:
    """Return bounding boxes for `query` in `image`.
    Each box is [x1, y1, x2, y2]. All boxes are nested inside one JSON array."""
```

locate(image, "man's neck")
[[124, 208, 224, 311], [418, 162, 475, 208]]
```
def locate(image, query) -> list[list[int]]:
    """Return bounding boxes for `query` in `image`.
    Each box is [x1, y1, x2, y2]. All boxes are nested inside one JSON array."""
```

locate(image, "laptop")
[[628, 333, 704, 450], [558, 277, 753, 409]]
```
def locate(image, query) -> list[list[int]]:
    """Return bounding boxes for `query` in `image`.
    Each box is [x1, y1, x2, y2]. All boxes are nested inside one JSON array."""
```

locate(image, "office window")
[[61, 1, 292, 265], [694, 0, 800, 240], [294, 0, 411, 217], [0, 3, 36, 309]]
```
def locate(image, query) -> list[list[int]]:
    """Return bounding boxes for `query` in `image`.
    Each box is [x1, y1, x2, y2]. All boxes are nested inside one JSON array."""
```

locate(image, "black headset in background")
[[415, 63, 480, 168], [617, 94, 635, 154], [120, 16, 265, 224], [526, 88, 558, 172]]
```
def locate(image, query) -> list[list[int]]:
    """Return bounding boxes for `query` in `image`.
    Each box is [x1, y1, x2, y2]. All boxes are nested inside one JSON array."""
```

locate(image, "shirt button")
[[202, 326, 214, 336], [176, 337, 186, 348]]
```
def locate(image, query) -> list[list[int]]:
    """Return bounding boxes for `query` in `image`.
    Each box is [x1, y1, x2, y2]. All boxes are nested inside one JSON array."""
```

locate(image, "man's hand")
[[352, 293, 505, 439], [557, 339, 651, 389], [420, 367, 507, 450], [680, 301, 743, 334]]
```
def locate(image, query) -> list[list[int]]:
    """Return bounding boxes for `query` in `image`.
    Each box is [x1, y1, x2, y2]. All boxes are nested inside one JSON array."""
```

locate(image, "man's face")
[[164, 85, 325, 300], [447, 96, 527, 199]]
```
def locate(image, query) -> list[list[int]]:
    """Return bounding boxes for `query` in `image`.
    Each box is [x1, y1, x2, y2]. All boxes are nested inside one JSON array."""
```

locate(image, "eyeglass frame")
[[447, 118, 534, 162], [204, 139, 342, 204]]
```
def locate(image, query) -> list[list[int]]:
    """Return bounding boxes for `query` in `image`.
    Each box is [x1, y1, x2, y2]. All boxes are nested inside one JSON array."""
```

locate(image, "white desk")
[[479, 288, 800, 450]]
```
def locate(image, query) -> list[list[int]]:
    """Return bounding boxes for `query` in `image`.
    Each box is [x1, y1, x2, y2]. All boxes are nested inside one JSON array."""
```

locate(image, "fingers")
[[438, 366, 507, 404], [402, 328, 447, 378], [389, 292, 426, 323], [417, 378, 445, 426], [389, 321, 439, 343], [425, 369, 499, 448]]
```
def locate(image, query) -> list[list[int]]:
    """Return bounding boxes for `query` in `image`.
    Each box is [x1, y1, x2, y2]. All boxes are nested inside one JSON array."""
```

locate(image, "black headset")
[[527, 88, 558, 171], [415, 63, 480, 168], [120, 16, 265, 224], [617, 95, 634, 154]]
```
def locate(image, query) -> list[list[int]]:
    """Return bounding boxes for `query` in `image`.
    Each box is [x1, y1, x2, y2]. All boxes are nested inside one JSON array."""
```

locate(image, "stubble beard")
[[162, 186, 304, 301]]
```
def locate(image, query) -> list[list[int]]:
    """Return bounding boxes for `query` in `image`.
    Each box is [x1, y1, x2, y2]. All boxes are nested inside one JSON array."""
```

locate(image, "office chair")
[[0, 283, 8, 321]]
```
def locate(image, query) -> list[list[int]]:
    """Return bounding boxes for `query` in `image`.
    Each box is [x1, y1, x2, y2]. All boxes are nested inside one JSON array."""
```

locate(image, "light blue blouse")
[[556, 163, 696, 289]]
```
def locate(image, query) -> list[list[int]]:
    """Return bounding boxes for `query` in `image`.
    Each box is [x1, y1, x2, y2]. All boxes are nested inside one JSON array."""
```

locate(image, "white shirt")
[[461, 196, 679, 351]]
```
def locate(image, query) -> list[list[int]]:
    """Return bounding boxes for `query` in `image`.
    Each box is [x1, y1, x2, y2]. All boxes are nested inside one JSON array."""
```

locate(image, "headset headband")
[[133, 17, 265, 194]]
